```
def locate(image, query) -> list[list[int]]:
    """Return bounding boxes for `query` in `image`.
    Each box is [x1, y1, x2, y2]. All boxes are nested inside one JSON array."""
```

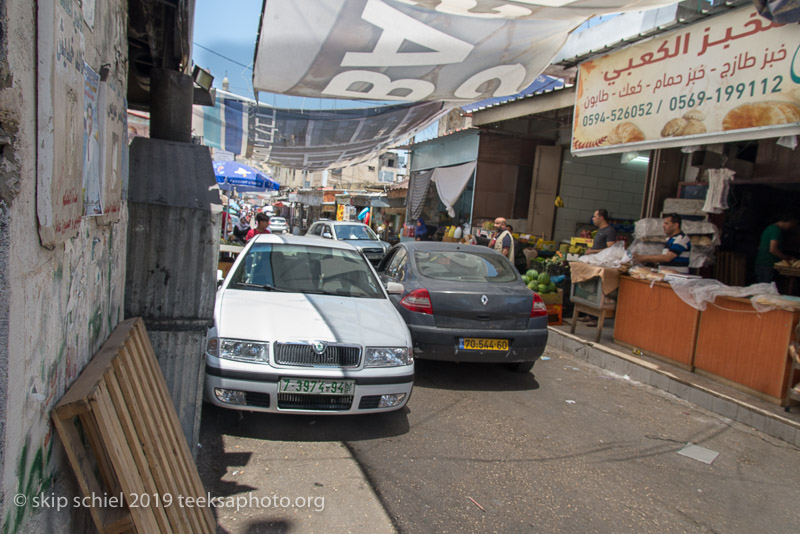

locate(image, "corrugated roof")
[[556, 0, 751, 67], [464, 83, 575, 114]]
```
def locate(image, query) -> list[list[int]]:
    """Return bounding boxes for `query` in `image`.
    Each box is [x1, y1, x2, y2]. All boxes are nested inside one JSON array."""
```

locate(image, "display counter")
[[694, 297, 799, 405], [219, 243, 244, 278], [614, 276, 701, 369]]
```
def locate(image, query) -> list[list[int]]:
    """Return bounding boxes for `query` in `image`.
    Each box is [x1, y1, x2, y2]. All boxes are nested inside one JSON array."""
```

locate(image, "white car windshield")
[[229, 243, 384, 298], [270, 217, 286, 224], [334, 224, 378, 241]]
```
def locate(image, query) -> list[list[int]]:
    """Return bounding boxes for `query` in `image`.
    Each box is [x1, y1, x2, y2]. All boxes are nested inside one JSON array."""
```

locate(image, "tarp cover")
[[253, 0, 679, 102], [193, 95, 445, 171], [431, 161, 476, 218], [406, 169, 434, 221]]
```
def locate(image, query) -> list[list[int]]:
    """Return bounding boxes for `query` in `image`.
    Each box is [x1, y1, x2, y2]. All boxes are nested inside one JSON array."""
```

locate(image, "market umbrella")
[[213, 161, 280, 192]]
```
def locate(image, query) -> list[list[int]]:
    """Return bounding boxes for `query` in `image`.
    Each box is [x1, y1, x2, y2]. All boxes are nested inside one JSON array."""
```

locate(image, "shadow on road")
[[200, 402, 411, 444], [412, 359, 540, 392]]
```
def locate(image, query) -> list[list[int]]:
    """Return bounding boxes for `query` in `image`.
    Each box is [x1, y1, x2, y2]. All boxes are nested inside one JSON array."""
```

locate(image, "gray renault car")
[[377, 241, 548, 372], [306, 221, 391, 266]]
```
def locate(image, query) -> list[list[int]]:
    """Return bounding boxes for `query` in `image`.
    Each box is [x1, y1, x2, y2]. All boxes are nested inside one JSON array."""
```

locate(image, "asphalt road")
[[200, 347, 800, 533]]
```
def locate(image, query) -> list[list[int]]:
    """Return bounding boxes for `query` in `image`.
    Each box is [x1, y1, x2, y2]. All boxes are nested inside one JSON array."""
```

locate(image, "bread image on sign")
[[604, 122, 645, 146], [661, 110, 707, 137], [722, 102, 800, 131]]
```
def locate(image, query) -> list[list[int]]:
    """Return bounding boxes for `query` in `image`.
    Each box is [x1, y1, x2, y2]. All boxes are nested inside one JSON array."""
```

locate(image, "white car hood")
[[216, 290, 410, 347]]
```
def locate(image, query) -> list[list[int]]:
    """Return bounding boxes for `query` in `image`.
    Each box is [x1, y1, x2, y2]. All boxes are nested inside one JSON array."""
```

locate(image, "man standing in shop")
[[489, 217, 514, 262], [585, 209, 617, 254], [755, 214, 797, 283], [632, 213, 691, 273]]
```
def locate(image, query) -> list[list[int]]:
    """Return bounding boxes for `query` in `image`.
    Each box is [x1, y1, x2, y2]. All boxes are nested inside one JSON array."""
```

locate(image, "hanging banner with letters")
[[253, 0, 678, 103], [572, 7, 800, 156]]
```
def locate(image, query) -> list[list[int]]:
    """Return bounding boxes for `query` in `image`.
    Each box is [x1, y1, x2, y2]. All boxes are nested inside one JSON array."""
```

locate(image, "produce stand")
[[613, 276, 701, 370], [219, 243, 244, 278], [568, 262, 620, 343], [694, 297, 800, 405]]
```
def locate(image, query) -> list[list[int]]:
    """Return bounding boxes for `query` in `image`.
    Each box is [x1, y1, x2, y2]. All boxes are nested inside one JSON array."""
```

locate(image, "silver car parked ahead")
[[306, 221, 390, 266]]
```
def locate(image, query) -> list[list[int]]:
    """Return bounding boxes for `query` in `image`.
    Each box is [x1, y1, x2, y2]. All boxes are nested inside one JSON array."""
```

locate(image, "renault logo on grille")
[[311, 341, 326, 354], [481, 295, 488, 305]]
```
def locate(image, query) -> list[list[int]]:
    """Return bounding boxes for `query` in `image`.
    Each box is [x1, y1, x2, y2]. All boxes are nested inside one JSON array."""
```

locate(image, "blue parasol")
[[213, 161, 280, 192]]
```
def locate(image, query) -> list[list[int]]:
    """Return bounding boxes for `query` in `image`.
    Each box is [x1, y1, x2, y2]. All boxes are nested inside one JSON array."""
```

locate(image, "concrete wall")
[[553, 153, 647, 243], [0, 1, 128, 531]]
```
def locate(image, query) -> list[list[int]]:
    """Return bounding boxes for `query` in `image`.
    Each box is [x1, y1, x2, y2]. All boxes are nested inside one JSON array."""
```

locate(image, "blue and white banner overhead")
[[193, 96, 250, 155], [252, 0, 680, 102]]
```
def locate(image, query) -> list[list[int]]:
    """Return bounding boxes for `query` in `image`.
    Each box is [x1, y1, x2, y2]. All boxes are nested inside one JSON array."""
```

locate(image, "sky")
[[192, 0, 262, 97], [191, 0, 390, 109]]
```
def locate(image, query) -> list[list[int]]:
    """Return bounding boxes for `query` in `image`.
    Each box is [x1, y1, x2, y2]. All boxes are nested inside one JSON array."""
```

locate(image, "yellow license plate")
[[459, 338, 509, 351]]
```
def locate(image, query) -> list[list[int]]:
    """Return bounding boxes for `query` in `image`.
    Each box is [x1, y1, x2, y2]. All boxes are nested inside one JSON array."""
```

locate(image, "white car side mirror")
[[322, 232, 332, 239], [385, 282, 404, 294]]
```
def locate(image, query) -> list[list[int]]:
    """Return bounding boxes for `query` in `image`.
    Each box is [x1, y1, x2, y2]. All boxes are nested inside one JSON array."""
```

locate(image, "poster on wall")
[[82, 64, 103, 216], [572, 7, 800, 156], [98, 75, 127, 224], [37, 0, 85, 247]]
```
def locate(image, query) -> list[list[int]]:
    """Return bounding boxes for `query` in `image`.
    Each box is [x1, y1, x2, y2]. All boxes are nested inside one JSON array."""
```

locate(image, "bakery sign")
[[571, 7, 800, 157]]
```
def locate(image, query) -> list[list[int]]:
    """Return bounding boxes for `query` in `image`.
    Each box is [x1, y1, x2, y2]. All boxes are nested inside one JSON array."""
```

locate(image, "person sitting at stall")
[[232, 212, 251, 244], [632, 213, 691, 273], [755, 214, 797, 283], [585, 209, 617, 254], [246, 212, 271, 242], [414, 218, 428, 241]]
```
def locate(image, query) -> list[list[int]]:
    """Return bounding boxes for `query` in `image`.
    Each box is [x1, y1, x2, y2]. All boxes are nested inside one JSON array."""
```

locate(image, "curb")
[[547, 327, 800, 448]]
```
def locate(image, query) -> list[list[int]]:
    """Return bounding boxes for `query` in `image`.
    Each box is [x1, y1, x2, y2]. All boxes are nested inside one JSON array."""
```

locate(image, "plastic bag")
[[577, 241, 630, 268], [667, 278, 779, 312]]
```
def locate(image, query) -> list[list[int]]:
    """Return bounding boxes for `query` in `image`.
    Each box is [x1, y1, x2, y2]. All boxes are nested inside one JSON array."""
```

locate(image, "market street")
[[199, 346, 800, 534]]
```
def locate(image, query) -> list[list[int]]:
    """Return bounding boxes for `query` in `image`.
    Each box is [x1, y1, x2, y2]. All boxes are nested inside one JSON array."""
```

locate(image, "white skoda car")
[[205, 234, 414, 414]]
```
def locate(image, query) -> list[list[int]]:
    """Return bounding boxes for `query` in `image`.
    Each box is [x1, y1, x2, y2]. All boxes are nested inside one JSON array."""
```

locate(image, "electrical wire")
[[193, 42, 253, 70]]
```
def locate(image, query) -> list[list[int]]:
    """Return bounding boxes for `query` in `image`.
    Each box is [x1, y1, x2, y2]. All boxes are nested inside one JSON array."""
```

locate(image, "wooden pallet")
[[52, 318, 215, 533]]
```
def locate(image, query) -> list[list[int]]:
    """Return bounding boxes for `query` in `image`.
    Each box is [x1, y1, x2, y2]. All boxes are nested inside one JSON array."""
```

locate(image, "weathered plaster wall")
[[0, 1, 128, 532]]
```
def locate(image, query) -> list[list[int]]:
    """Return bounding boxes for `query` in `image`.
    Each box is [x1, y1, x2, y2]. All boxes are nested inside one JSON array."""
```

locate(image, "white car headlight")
[[210, 338, 270, 364], [365, 347, 413, 367]]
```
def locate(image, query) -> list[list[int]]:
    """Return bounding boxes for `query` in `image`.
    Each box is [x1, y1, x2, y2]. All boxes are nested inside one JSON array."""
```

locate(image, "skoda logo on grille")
[[481, 295, 488, 306], [312, 341, 327, 354]]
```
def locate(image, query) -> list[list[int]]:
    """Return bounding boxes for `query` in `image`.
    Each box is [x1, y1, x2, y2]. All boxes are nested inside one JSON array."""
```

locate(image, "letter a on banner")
[[341, 0, 472, 67]]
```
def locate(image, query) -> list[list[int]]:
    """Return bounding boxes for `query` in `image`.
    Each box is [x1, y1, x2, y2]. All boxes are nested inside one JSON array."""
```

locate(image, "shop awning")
[[370, 197, 390, 208]]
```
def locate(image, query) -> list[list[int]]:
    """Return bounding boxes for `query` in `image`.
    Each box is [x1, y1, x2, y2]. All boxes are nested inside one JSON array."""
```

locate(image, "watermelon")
[[527, 281, 537, 290], [526, 269, 539, 279], [548, 283, 557, 293], [522, 275, 530, 284], [537, 272, 551, 285], [538, 284, 549, 293]]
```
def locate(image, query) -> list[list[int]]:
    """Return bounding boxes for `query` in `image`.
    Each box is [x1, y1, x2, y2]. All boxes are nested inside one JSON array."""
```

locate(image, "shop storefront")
[[565, 5, 800, 406]]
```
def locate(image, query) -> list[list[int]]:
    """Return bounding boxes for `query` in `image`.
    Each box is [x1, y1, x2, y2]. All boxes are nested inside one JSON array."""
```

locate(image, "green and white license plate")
[[459, 338, 509, 351], [279, 378, 355, 395]]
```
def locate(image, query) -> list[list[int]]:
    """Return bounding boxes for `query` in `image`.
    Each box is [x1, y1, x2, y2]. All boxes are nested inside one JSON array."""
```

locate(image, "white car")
[[205, 234, 414, 414], [306, 221, 391, 265], [268, 216, 288, 234]]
